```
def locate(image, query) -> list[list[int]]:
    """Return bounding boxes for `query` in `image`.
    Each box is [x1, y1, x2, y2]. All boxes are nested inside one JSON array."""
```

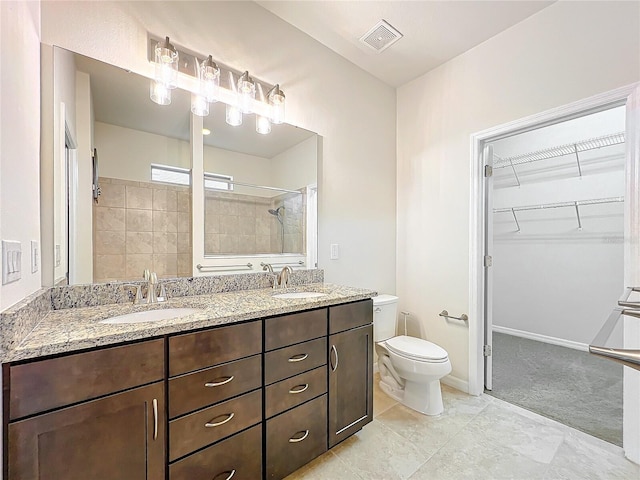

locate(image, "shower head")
[[268, 206, 285, 217]]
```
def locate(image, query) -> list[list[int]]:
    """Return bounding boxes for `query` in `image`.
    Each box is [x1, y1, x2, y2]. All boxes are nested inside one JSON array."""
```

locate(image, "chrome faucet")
[[278, 266, 293, 289], [141, 269, 163, 304], [262, 263, 274, 273]]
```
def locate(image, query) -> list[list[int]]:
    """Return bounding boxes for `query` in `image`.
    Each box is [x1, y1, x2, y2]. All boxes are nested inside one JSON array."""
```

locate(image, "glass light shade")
[[200, 56, 220, 103], [154, 37, 178, 89], [226, 104, 243, 126], [256, 115, 271, 135], [268, 86, 285, 124], [150, 80, 171, 105], [191, 94, 209, 117], [237, 71, 256, 114]]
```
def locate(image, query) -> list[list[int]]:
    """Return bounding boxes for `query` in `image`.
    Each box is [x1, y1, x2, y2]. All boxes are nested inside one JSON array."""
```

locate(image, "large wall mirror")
[[46, 46, 318, 286]]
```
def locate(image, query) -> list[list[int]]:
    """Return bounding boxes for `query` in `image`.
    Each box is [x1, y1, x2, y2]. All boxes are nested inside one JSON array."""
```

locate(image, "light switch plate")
[[2, 240, 22, 284], [31, 240, 39, 273], [330, 243, 339, 260]]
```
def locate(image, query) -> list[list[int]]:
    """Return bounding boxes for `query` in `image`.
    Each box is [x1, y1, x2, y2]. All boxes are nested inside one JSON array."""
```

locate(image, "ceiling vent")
[[359, 20, 403, 53]]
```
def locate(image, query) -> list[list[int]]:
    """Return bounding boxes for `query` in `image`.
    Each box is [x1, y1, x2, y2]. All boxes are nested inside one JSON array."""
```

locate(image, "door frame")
[[468, 83, 640, 459]]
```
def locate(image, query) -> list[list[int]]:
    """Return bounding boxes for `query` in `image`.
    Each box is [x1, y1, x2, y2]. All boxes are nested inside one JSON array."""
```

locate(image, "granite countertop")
[[6, 283, 375, 363]]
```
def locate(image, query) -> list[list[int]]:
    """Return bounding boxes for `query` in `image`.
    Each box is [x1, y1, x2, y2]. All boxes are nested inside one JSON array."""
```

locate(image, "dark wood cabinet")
[[328, 322, 374, 448], [8, 381, 165, 480], [5, 298, 373, 480]]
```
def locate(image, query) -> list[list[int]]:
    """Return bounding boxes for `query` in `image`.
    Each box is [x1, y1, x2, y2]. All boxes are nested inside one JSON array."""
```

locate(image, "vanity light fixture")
[[237, 71, 256, 114], [267, 84, 285, 124], [255, 84, 271, 135], [150, 36, 179, 105], [148, 35, 285, 132]]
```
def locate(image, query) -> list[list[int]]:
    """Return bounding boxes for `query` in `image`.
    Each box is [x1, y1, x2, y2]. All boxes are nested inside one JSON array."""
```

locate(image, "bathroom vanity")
[[2, 285, 373, 480]]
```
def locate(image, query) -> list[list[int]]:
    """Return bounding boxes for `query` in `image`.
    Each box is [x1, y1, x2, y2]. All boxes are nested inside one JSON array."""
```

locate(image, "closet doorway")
[[485, 106, 626, 445]]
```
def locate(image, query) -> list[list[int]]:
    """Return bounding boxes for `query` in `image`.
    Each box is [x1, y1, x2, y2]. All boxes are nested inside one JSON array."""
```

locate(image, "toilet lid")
[[385, 335, 448, 361]]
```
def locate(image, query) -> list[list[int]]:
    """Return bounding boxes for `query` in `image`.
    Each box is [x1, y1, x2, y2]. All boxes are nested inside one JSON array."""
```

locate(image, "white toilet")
[[374, 294, 452, 415]]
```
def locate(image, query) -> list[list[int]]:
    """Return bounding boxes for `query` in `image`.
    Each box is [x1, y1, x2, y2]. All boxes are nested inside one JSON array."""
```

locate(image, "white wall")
[[41, 0, 397, 294], [204, 144, 273, 197], [491, 108, 626, 345], [271, 136, 318, 192], [397, 1, 639, 387], [94, 122, 190, 182], [0, 1, 42, 310]]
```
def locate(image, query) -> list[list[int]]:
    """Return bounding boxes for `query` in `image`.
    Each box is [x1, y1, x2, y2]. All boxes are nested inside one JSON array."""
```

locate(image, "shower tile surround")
[[204, 188, 306, 255], [0, 269, 324, 358], [93, 177, 192, 282]]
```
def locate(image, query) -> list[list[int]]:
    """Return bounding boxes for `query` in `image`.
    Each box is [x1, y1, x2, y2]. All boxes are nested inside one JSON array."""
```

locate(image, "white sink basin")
[[272, 292, 327, 299], [99, 308, 202, 324]]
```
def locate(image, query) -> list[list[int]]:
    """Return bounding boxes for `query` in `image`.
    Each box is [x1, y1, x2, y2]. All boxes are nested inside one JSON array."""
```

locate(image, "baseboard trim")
[[493, 325, 589, 352], [442, 374, 469, 394]]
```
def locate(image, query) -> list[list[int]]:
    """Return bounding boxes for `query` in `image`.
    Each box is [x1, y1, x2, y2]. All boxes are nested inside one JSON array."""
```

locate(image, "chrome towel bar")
[[196, 263, 253, 271], [439, 310, 468, 323]]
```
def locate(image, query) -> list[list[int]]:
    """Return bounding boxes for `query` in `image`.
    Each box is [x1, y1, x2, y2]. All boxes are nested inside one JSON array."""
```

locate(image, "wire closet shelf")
[[494, 196, 624, 232]]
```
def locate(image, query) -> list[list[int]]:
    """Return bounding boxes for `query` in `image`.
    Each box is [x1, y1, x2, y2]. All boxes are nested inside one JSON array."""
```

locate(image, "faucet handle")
[[124, 284, 143, 304], [158, 283, 167, 302], [143, 269, 150, 281]]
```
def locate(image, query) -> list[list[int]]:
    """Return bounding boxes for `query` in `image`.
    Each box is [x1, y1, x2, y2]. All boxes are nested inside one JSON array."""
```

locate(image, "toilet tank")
[[373, 294, 398, 342]]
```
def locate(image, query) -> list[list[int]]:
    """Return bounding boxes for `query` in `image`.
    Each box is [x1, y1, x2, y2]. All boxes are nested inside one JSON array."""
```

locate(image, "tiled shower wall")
[[204, 189, 306, 255], [93, 177, 192, 282]]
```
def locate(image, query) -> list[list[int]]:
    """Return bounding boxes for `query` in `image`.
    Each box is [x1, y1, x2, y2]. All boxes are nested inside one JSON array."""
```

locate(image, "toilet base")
[[403, 379, 444, 416]]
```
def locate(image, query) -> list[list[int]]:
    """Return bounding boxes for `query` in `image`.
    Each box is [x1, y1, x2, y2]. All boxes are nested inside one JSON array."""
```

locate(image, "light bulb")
[[237, 71, 255, 114], [200, 55, 220, 103], [256, 115, 271, 135], [191, 93, 209, 117], [150, 80, 171, 105], [154, 37, 178, 89], [268, 85, 285, 124], [226, 104, 242, 126]]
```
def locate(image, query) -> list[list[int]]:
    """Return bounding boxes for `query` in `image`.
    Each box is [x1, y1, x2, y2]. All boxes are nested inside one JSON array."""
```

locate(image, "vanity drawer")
[[169, 424, 262, 480], [266, 394, 328, 480], [169, 389, 262, 461], [169, 354, 262, 419], [265, 308, 327, 351], [9, 339, 165, 420], [264, 337, 327, 385], [265, 366, 327, 419], [169, 320, 261, 376], [329, 299, 373, 334]]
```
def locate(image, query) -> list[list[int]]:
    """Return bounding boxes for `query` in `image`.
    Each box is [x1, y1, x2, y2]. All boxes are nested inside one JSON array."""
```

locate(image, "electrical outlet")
[[2, 240, 22, 284], [31, 240, 39, 273], [330, 243, 339, 260]]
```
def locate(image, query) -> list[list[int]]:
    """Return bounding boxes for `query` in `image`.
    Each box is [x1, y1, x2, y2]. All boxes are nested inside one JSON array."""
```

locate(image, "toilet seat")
[[385, 335, 448, 362]]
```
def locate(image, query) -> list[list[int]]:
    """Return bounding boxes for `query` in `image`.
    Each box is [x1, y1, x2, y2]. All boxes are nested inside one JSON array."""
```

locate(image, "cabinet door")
[[328, 324, 373, 448], [9, 382, 165, 480]]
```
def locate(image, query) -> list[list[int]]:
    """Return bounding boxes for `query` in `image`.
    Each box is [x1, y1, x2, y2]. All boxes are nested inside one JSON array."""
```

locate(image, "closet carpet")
[[487, 332, 622, 446]]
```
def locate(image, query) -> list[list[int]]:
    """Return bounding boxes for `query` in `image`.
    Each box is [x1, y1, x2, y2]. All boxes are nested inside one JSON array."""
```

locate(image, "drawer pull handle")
[[289, 430, 310, 443], [205, 376, 235, 387], [152, 398, 158, 440], [205, 413, 235, 428], [330, 345, 339, 372], [289, 383, 309, 394], [288, 353, 308, 363], [213, 469, 236, 480]]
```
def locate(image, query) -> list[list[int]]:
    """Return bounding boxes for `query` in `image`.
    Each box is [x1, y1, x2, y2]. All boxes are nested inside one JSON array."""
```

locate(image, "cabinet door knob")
[[289, 383, 309, 394], [288, 353, 308, 363], [205, 412, 235, 428], [289, 430, 310, 443], [213, 469, 236, 480], [204, 376, 235, 387]]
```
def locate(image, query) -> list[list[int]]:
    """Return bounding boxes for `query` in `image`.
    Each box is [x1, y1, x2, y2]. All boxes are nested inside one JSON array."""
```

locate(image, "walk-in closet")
[[487, 106, 626, 445]]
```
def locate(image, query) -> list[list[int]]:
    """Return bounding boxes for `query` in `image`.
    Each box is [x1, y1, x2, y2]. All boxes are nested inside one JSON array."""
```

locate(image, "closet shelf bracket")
[[509, 159, 521, 187], [574, 202, 582, 230], [511, 208, 521, 233], [573, 144, 583, 179]]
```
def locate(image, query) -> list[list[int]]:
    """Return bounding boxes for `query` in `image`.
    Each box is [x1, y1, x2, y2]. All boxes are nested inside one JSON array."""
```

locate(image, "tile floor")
[[285, 375, 640, 480]]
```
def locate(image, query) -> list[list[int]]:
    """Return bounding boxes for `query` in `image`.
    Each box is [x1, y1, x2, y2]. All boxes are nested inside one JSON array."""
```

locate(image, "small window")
[[204, 172, 233, 191], [151, 164, 191, 186]]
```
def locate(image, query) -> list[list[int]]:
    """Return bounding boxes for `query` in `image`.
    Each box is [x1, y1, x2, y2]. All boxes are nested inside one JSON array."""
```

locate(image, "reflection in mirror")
[[50, 47, 318, 285], [201, 106, 316, 258]]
